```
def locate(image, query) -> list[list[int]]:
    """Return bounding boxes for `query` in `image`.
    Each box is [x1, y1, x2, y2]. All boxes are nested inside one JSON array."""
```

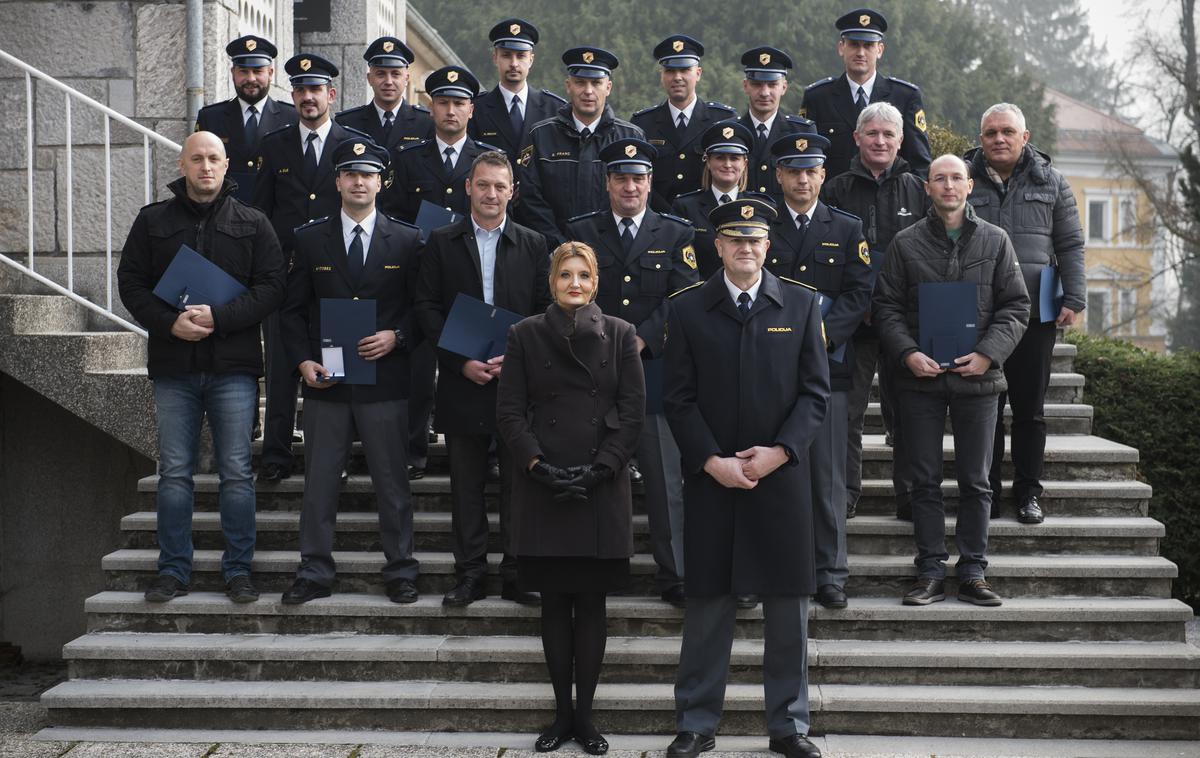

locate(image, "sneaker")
[[958, 578, 1003, 606], [226, 575, 260, 604], [144, 574, 188, 603], [902, 577, 944, 606]]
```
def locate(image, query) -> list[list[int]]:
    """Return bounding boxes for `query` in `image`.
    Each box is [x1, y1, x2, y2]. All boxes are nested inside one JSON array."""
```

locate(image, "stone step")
[[99, 548, 1178, 598], [118, 511, 1167, 556], [82, 592, 1193, 642], [0, 293, 88, 334], [862, 401, 1093, 435], [62, 633, 1200, 689], [870, 372, 1086, 405], [39, 679, 1200, 739]]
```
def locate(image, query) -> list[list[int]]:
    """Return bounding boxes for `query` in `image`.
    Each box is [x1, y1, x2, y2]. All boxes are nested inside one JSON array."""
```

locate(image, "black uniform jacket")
[[766, 200, 873, 390], [800, 73, 932, 180], [414, 216, 552, 435], [252, 120, 367, 253], [738, 110, 790, 201], [497, 302, 645, 559], [468, 86, 566, 164], [670, 188, 723, 279], [195, 97, 295, 204], [382, 136, 499, 223], [281, 212, 423, 403], [117, 177, 285, 379], [664, 272, 830, 597], [335, 100, 433, 151], [631, 98, 736, 211], [565, 209, 698, 357], [515, 104, 645, 248]]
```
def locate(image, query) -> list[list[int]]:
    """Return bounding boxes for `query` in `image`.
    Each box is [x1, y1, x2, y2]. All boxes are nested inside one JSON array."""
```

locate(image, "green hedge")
[[1066, 331, 1200, 610]]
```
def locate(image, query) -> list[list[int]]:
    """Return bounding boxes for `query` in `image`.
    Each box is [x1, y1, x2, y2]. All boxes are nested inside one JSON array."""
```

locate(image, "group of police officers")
[[121, 5, 1086, 756]]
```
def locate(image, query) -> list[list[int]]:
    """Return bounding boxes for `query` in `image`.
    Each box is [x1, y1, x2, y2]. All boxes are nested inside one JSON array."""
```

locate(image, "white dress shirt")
[[724, 270, 763, 306], [341, 209, 377, 265], [299, 119, 334, 162], [473, 216, 506, 305], [435, 134, 469, 169]]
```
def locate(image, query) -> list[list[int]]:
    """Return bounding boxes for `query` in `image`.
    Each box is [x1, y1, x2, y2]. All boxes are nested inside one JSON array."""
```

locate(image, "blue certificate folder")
[[414, 200, 463, 243], [437, 293, 524, 361], [152, 244, 247, 310], [1039, 265, 1065, 323], [319, 298, 377, 385], [918, 281, 978, 368]]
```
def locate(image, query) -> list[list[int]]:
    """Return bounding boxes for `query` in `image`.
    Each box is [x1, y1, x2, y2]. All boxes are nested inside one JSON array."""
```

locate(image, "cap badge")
[[382, 40, 395, 53], [353, 143, 366, 155], [299, 58, 312, 71], [510, 23, 521, 35], [740, 205, 754, 219], [759, 52, 771, 65], [624, 144, 637, 157], [795, 138, 808, 151], [582, 51, 595, 64], [722, 126, 734, 139], [447, 70, 459, 82], [860, 14, 872, 26], [672, 40, 684, 52], [245, 39, 257, 52]]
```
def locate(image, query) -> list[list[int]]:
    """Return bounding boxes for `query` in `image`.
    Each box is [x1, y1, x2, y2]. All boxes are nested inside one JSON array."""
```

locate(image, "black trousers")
[[408, 342, 437, 468], [446, 432, 516, 583], [990, 319, 1057, 501], [261, 312, 299, 468]]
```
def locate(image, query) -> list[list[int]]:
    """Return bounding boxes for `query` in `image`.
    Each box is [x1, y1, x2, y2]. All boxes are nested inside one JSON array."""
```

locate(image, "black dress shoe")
[[442, 577, 485, 607], [902, 577, 945, 606], [1017, 495, 1044, 524], [814, 584, 848, 609], [340, 468, 349, 483], [144, 574, 188, 603], [884, 430, 894, 447], [225, 574, 259, 604], [486, 463, 501, 482], [292, 429, 304, 443], [768, 733, 822, 758], [501, 581, 541, 605], [736, 594, 760, 609], [661, 584, 687, 608], [534, 725, 573, 752], [407, 465, 426, 481], [990, 498, 1003, 519], [259, 462, 291, 482], [428, 430, 440, 443], [958, 578, 1003, 606], [666, 731, 715, 758], [386, 578, 419, 604], [281, 578, 331, 605], [574, 722, 609, 755], [628, 462, 644, 485]]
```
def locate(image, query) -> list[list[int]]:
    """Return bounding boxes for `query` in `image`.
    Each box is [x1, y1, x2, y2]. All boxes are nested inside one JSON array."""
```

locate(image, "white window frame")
[[1086, 195, 1112, 246], [1087, 288, 1111, 334], [1116, 193, 1138, 247]]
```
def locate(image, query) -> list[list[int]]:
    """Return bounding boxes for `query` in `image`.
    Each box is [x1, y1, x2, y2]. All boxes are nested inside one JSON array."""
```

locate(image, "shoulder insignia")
[[518, 144, 534, 167], [565, 210, 603, 224], [886, 75, 921, 92], [674, 188, 704, 199], [541, 89, 567, 104], [474, 139, 503, 152], [828, 206, 862, 222], [296, 216, 331, 231], [857, 239, 870, 266], [632, 103, 660, 118], [681, 244, 697, 270], [385, 215, 421, 232], [398, 138, 432, 154], [779, 276, 818, 291], [707, 101, 735, 112], [669, 281, 704, 298], [914, 109, 927, 133], [261, 123, 292, 140], [333, 105, 362, 119], [658, 211, 692, 226], [804, 76, 836, 91], [413, 103, 430, 113], [340, 125, 373, 140]]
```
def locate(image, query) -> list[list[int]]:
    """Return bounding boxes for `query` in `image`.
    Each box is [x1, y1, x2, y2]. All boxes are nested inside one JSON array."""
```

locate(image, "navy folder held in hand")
[[918, 281, 978, 368], [152, 244, 248, 310], [1039, 265, 1065, 323], [414, 200, 464, 243], [437, 293, 524, 362], [319, 298, 377, 385]]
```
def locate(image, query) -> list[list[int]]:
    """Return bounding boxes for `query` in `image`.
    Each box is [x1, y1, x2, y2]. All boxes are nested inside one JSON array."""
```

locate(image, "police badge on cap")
[[741, 46, 793, 81], [333, 139, 390, 174], [701, 120, 754, 156], [285, 53, 339, 86], [836, 8, 889, 41], [489, 18, 539, 51], [425, 66, 481, 100], [562, 46, 620, 79], [654, 35, 703, 69], [227, 35, 276, 68], [769, 129, 831, 169], [600, 138, 657, 174], [364, 36, 414, 67], [709, 197, 778, 238]]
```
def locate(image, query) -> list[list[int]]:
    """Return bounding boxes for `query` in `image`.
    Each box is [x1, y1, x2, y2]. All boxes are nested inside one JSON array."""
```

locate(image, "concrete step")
[[871, 371, 1086, 405], [99, 548, 1178, 599], [0, 293, 88, 334], [39, 678, 1200, 738], [862, 401, 1093, 435], [82, 592, 1193, 642], [118, 511, 1167, 556], [62, 633, 1200, 688]]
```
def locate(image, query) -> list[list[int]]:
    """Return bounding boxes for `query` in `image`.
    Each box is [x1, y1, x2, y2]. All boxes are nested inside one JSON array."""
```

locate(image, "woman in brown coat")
[[497, 242, 645, 754]]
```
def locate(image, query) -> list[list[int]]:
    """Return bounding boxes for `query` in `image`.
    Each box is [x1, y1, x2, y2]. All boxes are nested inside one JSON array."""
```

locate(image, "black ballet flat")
[[535, 729, 573, 752], [576, 732, 609, 755]]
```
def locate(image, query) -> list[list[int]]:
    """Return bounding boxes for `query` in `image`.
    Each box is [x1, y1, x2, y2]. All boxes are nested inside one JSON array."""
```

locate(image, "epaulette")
[[473, 139, 504, 152], [632, 103, 661, 118], [260, 123, 293, 140], [565, 210, 604, 224], [196, 101, 222, 114], [541, 89, 567, 104], [296, 216, 331, 231], [706, 101, 736, 112], [412, 103, 431, 113], [396, 138, 432, 154], [334, 104, 366, 119], [828, 206, 863, 223], [674, 188, 704, 200], [885, 75, 921, 92], [803, 76, 836, 91], [385, 215, 421, 232], [657, 211, 693, 226], [340, 125, 373, 140], [668, 281, 703, 298], [779, 276, 818, 291]]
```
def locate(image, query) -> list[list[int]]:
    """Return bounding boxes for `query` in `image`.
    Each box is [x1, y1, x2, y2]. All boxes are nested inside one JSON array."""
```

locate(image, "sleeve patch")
[[914, 109, 927, 133], [858, 240, 870, 266], [682, 244, 697, 270], [519, 144, 533, 167]]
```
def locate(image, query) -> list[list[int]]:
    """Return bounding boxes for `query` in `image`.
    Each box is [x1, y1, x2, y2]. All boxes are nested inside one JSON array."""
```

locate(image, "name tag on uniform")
[[277, 167, 289, 174], [402, 136, 421, 141], [384, 264, 402, 270], [480, 131, 499, 137], [552, 151, 573, 158], [767, 327, 793, 333], [646, 249, 667, 255], [820, 241, 840, 248], [313, 265, 332, 272], [648, 139, 666, 146]]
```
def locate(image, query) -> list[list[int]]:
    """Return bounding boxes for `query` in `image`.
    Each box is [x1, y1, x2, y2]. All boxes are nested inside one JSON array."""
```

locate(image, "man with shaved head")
[[872, 154, 1029, 608], [118, 130, 285, 605]]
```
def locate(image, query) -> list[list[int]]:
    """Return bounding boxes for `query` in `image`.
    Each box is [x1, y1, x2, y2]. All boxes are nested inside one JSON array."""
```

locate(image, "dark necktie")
[[443, 146, 456, 177], [509, 95, 524, 135], [244, 105, 259, 146], [676, 112, 687, 134], [737, 291, 751, 319], [620, 217, 635, 254], [797, 213, 810, 248], [382, 110, 394, 141], [303, 132, 318, 185], [719, 193, 732, 205], [856, 86, 868, 111], [579, 126, 591, 140], [348, 224, 365, 285], [756, 123, 768, 143]]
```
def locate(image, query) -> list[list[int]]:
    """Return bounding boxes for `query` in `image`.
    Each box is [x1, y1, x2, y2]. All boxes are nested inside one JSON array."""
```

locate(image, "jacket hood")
[[167, 176, 238, 208]]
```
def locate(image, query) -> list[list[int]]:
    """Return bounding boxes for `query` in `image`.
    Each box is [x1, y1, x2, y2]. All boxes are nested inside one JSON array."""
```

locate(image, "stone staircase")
[[38, 338, 1200, 743]]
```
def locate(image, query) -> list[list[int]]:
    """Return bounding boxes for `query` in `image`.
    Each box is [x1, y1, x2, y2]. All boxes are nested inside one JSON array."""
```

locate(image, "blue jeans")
[[154, 372, 257, 584]]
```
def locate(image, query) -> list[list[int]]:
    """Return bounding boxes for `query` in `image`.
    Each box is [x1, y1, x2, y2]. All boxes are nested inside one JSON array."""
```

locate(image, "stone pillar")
[[297, 0, 406, 110]]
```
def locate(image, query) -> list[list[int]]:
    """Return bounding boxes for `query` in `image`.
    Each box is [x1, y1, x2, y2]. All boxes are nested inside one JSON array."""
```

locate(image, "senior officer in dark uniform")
[[800, 8, 931, 180], [565, 138, 698, 606], [334, 37, 433, 151], [195, 36, 295, 204], [253, 53, 365, 483], [631, 35, 735, 212], [663, 198, 829, 758], [672, 120, 755, 278], [766, 129, 872, 610], [279, 138, 423, 605], [516, 46, 644, 248], [738, 46, 794, 200], [468, 19, 566, 164]]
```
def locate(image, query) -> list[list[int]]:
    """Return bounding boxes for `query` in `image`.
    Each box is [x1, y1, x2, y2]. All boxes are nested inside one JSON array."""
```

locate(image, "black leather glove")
[[529, 461, 587, 502], [565, 463, 612, 491]]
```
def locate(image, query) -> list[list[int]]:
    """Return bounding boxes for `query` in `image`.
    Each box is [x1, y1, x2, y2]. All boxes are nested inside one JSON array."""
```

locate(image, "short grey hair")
[[856, 101, 903, 133], [980, 103, 1027, 133]]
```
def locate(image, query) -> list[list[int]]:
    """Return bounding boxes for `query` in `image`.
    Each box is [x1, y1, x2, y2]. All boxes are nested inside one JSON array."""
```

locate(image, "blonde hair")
[[701, 155, 749, 192], [549, 241, 600, 303]]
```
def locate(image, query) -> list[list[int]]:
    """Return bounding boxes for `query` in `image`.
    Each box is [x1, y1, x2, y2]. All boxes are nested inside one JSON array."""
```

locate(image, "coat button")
[[676, 173, 684, 180], [771, 257, 777, 263], [590, 418, 597, 425], [446, 187, 453, 194], [624, 275, 632, 282], [591, 315, 599, 321], [246, 160, 254, 167], [549, 418, 557, 425], [308, 193, 316, 200], [759, 186, 766, 192], [622, 298, 630, 306], [601, 360, 608, 367], [760, 164, 768, 171], [829, 257, 836, 263], [589, 448, 598, 455], [655, 263, 661, 270], [544, 361, 551, 368], [678, 153, 686, 159], [353, 296, 360, 300], [800, 265, 807, 272], [589, 389, 597, 397]]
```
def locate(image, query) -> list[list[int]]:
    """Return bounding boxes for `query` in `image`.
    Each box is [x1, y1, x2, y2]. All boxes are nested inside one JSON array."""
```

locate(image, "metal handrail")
[[0, 47, 181, 337]]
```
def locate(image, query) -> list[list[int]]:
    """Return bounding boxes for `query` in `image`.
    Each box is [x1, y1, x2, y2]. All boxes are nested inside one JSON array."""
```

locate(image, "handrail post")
[[64, 92, 72, 293], [105, 116, 113, 312]]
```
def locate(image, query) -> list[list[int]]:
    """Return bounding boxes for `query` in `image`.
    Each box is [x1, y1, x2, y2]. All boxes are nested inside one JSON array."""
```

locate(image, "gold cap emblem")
[[510, 23, 521, 35], [759, 52, 771, 65], [447, 70, 459, 82], [860, 13, 872, 26], [382, 40, 395, 53], [624, 144, 638, 158], [722, 126, 734, 139], [353, 143, 366, 155], [796, 138, 808, 151], [245, 39, 257, 52], [299, 58, 312, 71], [582, 51, 595, 64], [672, 40, 684, 52], [740, 205, 755, 219]]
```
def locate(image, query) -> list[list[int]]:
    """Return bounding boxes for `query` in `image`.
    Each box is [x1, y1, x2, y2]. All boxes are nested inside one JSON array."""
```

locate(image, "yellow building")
[[1045, 89, 1177, 351]]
